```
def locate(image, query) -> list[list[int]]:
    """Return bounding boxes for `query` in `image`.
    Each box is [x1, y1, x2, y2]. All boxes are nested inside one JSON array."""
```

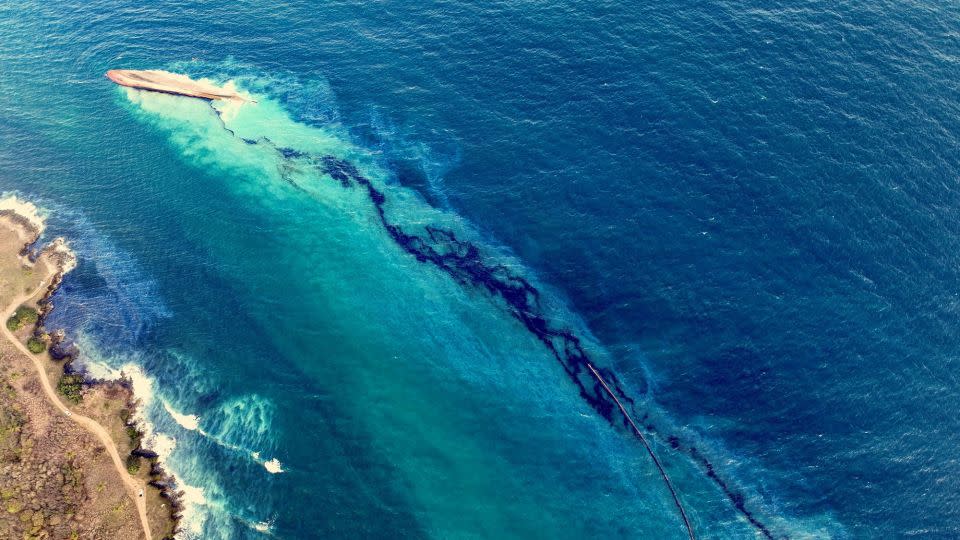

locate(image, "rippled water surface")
[[2, 1, 960, 538]]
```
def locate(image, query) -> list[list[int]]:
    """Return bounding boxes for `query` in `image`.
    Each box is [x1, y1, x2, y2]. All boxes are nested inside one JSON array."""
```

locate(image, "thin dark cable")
[[588, 363, 695, 540], [200, 102, 780, 539]]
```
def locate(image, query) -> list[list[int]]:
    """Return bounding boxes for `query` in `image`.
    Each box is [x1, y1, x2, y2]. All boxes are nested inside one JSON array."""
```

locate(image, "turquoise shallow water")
[[3, 0, 960, 538]]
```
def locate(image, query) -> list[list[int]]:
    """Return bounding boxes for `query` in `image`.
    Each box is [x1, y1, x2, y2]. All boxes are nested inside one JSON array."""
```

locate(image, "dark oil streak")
[[689, 447, 777, 539], [207, 104, 777, 539], [209, 104, 237, 138]]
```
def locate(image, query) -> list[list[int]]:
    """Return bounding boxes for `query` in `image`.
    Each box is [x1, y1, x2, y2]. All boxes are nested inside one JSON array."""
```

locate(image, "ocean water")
[[1, 0, 959, 538]]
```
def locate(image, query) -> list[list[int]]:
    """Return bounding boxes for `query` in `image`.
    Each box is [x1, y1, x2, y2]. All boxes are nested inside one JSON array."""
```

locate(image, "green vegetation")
[[125, 454, 141, 475], [5, 306, 38, 332], [60, 463, 82, 489], [0, 389, 25, 463], [56, 374, 84, 404], [25, 336, 45, 354], [125, 425, 142, 449]]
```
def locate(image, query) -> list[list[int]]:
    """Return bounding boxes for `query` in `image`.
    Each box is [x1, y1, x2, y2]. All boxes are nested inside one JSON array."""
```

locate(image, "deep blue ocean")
[[2, 0, 960, 538]]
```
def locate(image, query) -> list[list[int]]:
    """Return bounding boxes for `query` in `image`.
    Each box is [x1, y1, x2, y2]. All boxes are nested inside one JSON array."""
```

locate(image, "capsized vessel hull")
[[106, 69, 250, 101]]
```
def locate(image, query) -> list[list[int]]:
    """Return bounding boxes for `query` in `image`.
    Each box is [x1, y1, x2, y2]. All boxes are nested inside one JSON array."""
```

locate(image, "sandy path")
[[1, 275, 153, 540]]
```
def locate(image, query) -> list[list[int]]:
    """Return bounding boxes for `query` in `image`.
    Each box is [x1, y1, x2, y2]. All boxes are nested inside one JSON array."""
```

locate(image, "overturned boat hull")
[[106, 69, 249, 101]]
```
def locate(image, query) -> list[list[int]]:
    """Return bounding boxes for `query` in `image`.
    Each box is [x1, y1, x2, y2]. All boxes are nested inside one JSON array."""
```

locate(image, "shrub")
[[16, 307, 38, 325], [56, 374, 84, 404], [5, 306, 38, 332], [26, 337, 45, 354], [125, 454, 141, 474], [125, 426, 142, 449]]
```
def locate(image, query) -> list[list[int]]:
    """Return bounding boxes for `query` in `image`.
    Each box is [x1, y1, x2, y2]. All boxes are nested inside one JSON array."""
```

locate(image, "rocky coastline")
[[34, 239, 183, 538], [0, 198, 180, 539]]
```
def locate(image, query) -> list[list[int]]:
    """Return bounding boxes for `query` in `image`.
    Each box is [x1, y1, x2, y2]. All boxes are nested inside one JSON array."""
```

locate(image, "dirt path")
[[1, 275, 153, 540]]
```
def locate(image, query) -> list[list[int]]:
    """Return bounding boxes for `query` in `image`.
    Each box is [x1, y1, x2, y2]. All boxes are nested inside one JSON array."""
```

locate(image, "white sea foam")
[[0, 194, 46, 236], [177, 482, 209, 538], [250, 452, 285, 474], [263, 458, 284, 474], [75, 355, 188, 501], [64, 338, 220, 538], [45, 237, 78, 274], [111, 361, 215, 538], [164, 401, 201, 431], [188, 394, 283, 472], [108, 363, 185, 461], [160, 390, 283, 477], [214, 91, 250, 122], [252, 519, 273, 533], [77, 355, 122, 381], [248, 451, 283, 473], [122, 362, 155, 406]]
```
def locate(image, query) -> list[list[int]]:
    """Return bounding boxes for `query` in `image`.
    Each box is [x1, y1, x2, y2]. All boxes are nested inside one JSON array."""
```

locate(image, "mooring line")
[[587, 363, 696, 540], [203, 103, 709, 539]]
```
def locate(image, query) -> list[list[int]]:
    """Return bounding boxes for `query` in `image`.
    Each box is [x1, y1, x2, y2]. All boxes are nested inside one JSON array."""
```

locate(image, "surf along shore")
[[0, 196, 177, 539]]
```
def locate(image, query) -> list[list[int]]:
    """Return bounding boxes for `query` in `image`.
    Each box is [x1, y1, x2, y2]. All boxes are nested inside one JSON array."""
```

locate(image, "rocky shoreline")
[[31, 236, 183, 538], [0, 199, 180, 539]]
